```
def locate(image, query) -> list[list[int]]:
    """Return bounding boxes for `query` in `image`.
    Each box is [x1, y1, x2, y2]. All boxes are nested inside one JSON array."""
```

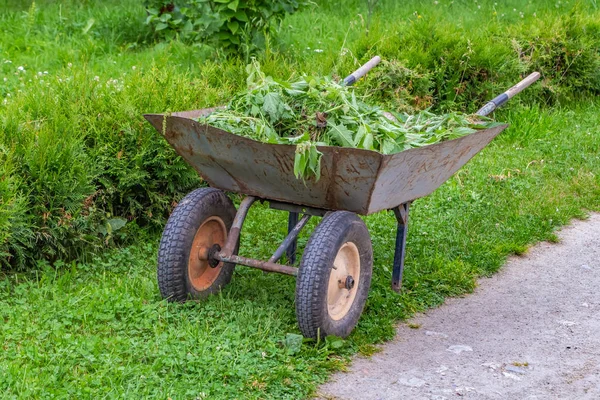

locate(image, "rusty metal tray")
[[145, 109, 508, 215]]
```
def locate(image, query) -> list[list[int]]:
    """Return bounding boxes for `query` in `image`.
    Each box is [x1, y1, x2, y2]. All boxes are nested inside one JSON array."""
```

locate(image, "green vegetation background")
[[1, 0, 599, 398]]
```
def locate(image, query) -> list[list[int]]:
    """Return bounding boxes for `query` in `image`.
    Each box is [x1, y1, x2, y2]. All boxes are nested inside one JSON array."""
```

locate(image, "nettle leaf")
[[262, 92, 283, 121], [308, 145, 322, 180], [197, 61, 496, 180], [354, 125, 367, 146], [362, 132, 374, 151], [293, 147, 309, 180], [327, 120, 355, 147], [155, 22, 168, 31]]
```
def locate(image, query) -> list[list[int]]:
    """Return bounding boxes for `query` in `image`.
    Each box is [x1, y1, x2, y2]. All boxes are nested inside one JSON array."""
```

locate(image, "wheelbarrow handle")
[[343, 56, 382, 86], [476, 72, 541, 116]]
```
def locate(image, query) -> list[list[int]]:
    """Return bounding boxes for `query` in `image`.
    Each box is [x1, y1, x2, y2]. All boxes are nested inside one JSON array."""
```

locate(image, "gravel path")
[[318, 214, 600, 400]]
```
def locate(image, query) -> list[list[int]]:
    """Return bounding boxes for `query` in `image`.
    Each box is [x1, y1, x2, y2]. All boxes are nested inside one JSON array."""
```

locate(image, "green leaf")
[[327, 121, 354, 147], [234, 10, 249, 22], [284, 333, 303, 355], [227, 19, 239, 34], [293, 150, 308, 179], [325, 335, 345, 349], [362, 132, 374, 150], [354, 125, 367, 146], [228, 0, 239, 11], [107, 218, 127, 232], [262, 92, 282, 121], [155, 22, 168, 31]]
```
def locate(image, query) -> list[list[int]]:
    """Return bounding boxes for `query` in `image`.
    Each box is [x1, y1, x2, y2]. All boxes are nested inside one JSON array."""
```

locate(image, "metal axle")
[[215, 196, 318, 277]]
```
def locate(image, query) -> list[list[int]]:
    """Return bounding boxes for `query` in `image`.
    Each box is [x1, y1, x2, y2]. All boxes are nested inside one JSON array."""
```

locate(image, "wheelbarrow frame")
[[146, 61, 540, 338], [207, 195, 412, 291]]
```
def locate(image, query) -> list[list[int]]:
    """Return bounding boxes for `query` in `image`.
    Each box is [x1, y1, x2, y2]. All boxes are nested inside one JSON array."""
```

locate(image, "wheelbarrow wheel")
[[157, 188, 238, 301], [296, 211, 373, 339]]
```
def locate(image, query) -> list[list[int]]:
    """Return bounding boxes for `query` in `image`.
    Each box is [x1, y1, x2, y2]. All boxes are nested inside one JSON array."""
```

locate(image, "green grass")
[[2, 102, 599, 398], [1, 0, 600, 398]]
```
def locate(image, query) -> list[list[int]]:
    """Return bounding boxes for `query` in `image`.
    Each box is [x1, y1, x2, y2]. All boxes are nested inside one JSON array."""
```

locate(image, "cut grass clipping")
[[198, 61, 501, 180]]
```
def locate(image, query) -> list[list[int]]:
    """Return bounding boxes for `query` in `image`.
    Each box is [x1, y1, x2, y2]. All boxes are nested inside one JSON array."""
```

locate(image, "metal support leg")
[[219, 196, 256, 257], [392, 202, 410, 292], [286, 212, 299, 264], [270, 213, 310, 264]]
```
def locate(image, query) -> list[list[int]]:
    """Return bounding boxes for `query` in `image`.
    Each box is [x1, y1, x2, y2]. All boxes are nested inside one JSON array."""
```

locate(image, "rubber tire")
[[296, 211, 373, 339], [157, 188, 237, 301]]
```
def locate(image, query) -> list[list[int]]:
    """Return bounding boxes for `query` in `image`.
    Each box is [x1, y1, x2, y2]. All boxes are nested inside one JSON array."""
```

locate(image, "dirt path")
[[318, 214, 600, 400]]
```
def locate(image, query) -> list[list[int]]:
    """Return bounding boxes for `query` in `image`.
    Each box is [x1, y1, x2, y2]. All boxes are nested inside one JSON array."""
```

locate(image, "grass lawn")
[[1, 0, 599, 398]]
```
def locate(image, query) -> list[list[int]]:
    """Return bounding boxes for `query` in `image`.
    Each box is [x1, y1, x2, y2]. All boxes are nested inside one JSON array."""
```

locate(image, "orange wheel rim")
[[327, 242, 361, 321], [188, 216, 227, 291]]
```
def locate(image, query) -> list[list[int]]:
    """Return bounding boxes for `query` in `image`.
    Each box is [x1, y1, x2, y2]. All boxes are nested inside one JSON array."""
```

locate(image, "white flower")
[[3, 77, 6, 82], [132, 66, 136, 70], [3, 60, 12, 64], [43, 71, 48, 75], [93, 76, 100, 81], [68, 62, 73, 68], [17, 66, 25, 72], [314, 49, 323, 53]]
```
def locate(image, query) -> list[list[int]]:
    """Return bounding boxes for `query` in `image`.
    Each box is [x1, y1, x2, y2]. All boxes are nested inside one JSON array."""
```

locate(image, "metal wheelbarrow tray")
[[146, 110, 507, 215], [145, 69, 540, 339]]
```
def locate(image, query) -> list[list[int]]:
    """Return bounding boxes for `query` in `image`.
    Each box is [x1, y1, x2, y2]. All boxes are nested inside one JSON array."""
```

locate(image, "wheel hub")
[[327, 242, 361, 321], [188, 216, 227, 291]]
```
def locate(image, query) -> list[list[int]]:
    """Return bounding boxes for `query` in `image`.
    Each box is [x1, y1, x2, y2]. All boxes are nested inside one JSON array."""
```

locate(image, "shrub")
[[0, 158, 32, 269], [0, 64, 207, 269], [144, 0, 309, 52], [361, 10, 600, 113]]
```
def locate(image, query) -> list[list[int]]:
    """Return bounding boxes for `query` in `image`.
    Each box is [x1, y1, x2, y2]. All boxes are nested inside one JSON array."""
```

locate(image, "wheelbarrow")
[[144, 58, 540, 339]]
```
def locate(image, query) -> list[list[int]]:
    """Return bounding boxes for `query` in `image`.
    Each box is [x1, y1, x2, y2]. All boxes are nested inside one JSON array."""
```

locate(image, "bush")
[[144, 0, 309, 52], [0, 159, 32, 269], [0, 64, 207, 269], [361, 10, 600, 113]]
